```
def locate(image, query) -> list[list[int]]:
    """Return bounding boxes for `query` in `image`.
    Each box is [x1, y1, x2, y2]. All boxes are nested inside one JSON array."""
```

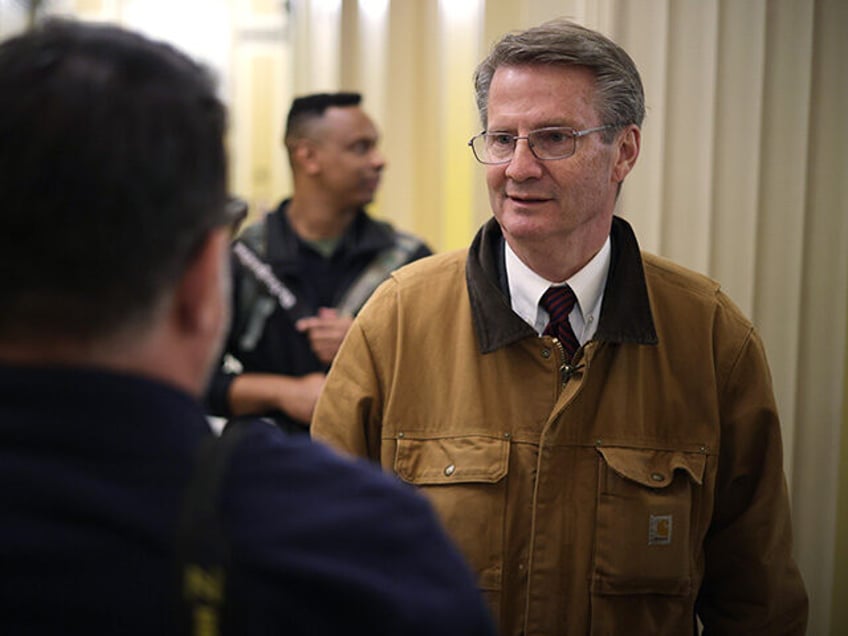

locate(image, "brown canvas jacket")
[[312, 216, 808, 635]]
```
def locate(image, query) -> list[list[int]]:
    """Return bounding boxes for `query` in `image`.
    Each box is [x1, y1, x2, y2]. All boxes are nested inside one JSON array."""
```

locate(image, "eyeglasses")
[[468, 124, 620, 165]]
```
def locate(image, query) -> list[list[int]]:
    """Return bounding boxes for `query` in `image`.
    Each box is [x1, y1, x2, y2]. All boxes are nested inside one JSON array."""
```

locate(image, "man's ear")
[[173, 229, 230, 338], [611, 124, 641, 184], [293, 139, 322, 176]]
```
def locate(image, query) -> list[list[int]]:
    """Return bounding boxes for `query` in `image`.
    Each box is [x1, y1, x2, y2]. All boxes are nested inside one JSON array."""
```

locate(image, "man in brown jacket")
[[311, 18, 808, 635]]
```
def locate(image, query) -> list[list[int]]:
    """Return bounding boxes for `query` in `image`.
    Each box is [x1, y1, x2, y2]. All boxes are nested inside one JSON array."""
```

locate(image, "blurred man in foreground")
[[0, 20, 494, 635]]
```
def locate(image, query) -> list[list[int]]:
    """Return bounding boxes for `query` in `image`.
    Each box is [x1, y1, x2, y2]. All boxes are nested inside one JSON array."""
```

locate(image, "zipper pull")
[[561, 362, 584, 384]]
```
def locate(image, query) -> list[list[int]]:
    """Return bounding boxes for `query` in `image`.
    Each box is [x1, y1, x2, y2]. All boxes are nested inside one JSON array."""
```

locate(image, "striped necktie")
[[540, 285, 580, 360]]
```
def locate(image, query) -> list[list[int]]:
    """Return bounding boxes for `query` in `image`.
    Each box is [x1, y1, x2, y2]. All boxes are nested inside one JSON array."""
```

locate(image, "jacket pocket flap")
[[395, 435, 509, 485], [597, 446, 705, 488]]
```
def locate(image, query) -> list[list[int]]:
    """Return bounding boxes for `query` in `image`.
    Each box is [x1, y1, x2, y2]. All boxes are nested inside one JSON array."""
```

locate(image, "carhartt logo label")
[[649, 514, 672, 545]]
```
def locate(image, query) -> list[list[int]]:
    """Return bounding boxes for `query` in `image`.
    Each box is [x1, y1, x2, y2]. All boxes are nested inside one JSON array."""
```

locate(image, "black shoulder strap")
[[230, 218, 268, 353], [335, 229, 424, 316], [176, 419, 251, 636], [231, 214, 314, 352], [237, 216, 267, 258]]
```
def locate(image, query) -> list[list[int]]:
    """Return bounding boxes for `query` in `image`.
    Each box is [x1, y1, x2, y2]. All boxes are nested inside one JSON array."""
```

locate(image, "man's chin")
[[356, 194, 377, 208], [496, 209, 551, 239]]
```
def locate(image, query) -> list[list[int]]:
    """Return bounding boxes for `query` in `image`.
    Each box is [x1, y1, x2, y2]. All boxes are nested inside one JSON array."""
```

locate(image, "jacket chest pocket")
[[394, 434, 509, 594], [592, 445, 706, 597]]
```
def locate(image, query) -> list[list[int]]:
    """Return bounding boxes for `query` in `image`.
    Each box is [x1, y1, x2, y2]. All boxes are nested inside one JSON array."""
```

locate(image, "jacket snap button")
[[651, 472, 665, 482], [541, 348, 551, 359], [444, 464, 456, 476]]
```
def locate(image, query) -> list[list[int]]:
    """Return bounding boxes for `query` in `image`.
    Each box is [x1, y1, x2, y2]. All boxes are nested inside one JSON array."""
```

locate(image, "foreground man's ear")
[[174, 229, 231, 339]]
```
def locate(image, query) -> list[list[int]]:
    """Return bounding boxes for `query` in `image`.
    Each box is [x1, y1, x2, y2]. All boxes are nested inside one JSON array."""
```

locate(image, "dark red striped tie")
[[540, 285, 580, 360]]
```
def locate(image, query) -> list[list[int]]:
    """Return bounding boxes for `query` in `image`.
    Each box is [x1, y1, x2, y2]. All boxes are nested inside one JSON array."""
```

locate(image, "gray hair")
[[473, 18, 645, 140]]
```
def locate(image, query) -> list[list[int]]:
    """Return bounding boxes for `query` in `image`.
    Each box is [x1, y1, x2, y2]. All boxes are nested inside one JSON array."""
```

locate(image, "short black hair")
[[284, 92, 362, 145], [0, 19, 228, 341]]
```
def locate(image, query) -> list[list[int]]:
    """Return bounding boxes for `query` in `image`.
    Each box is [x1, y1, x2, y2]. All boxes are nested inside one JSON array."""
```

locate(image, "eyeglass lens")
[[474, 128, 577, 163]]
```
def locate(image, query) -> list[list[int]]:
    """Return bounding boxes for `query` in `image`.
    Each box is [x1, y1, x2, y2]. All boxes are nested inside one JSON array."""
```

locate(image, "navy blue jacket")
[[206, 200, 431, 431], [0, 365, 494, 635]]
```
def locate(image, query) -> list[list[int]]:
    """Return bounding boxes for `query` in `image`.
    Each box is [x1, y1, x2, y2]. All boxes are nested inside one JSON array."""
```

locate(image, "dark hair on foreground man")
[[0, 20, 494, 635]]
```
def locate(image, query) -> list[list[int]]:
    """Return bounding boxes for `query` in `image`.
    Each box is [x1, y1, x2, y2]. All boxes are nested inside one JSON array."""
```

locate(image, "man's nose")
[[504, 138, 542, 180], [371, 148, 386, 170]]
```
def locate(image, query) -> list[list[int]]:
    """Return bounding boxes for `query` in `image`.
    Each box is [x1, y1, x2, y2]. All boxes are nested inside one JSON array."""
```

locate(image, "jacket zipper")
[[554, 337, 582, 387], [553, 338, 568, 387]]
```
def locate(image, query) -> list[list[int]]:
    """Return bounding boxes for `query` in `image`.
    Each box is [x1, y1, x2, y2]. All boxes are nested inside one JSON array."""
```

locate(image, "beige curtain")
[[16, 0, 847, 632]]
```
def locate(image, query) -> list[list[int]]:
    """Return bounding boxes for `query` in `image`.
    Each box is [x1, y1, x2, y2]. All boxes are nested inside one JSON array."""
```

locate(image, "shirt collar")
[[505, 237, 611, 336]]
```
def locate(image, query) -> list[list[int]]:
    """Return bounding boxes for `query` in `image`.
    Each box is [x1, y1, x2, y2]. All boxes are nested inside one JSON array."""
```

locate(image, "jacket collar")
[[596, 216, 658, 345], [466, 216, 657, 354], [265, 199, 395, 271]]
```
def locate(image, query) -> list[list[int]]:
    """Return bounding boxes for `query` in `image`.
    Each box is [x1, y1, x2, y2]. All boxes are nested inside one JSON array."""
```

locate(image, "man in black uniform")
[[206, 93, 431, 432]]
